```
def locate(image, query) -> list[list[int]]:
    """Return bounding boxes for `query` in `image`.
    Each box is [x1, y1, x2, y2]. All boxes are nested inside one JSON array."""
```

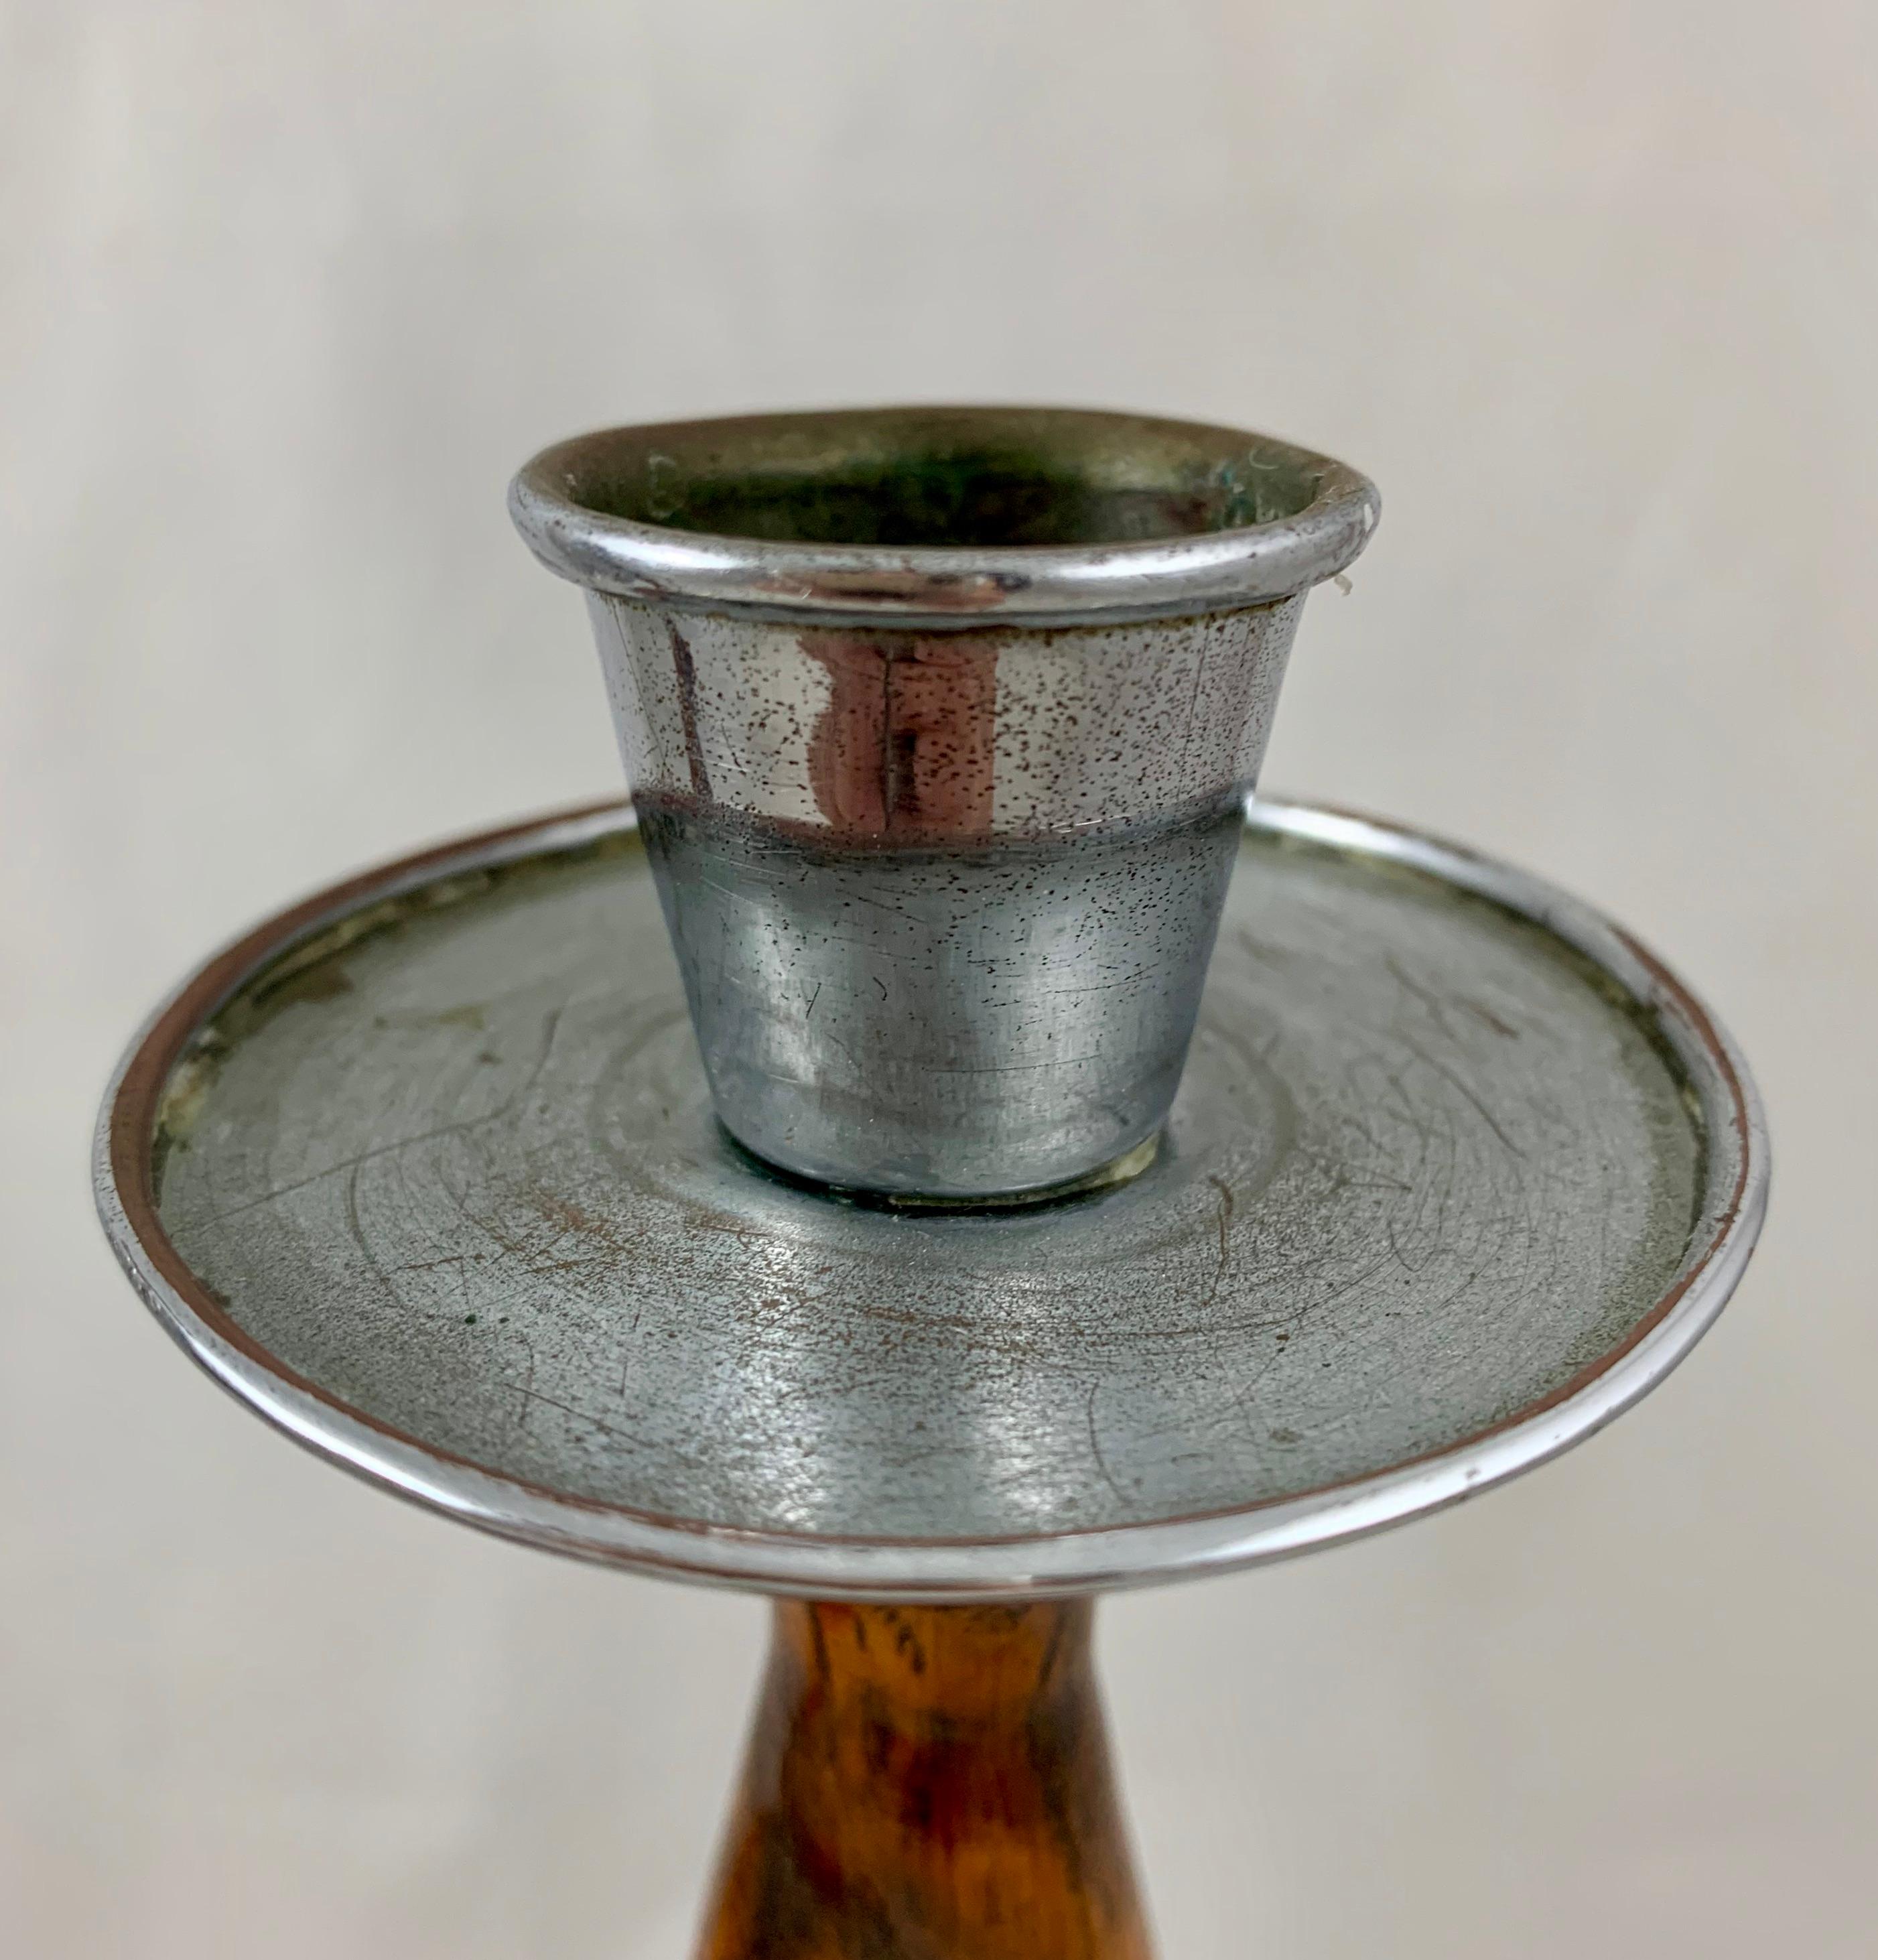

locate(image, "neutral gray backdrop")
[[3, 4, 1873, 1955]]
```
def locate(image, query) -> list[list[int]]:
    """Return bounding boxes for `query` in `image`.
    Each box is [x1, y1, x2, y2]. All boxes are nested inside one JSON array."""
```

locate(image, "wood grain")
[[695, 1601, 1155, 1959]]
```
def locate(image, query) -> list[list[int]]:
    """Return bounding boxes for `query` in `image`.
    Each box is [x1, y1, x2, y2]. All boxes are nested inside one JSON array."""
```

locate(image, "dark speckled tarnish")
[[515, 408, 1373, 1199], [596, 600, 1304, 1199], [797, 630, 999, 837]]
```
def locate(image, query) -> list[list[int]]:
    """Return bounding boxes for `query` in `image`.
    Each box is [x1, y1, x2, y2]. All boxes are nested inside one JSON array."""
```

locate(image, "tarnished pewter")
[[92, 797, 1766, 1599], [510, 407, 1378, 1200], [91, 411, 1769, 1959]]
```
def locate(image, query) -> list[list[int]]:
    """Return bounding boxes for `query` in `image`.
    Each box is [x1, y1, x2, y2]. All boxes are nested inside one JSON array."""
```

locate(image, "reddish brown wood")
[[695, 1600, 1155, 1960]]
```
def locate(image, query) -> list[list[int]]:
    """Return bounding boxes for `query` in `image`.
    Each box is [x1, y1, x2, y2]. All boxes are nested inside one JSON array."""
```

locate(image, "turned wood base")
[[695, 1602, 1154, 1959]]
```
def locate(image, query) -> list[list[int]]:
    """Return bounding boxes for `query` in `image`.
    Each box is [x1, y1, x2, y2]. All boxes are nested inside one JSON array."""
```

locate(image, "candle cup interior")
[[553, 406, 1328, 549]]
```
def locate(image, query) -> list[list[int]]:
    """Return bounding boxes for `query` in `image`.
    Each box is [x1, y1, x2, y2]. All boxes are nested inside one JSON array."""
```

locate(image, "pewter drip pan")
[[96, 799, 1764, 1597]]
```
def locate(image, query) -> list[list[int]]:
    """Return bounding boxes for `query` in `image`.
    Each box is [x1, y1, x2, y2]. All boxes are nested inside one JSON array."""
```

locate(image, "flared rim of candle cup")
[[509, 404, 1378, 629]]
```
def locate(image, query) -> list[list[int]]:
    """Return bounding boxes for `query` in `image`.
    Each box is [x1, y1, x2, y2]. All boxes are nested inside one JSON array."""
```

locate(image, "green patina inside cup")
[[563, 406, 1325, 548]]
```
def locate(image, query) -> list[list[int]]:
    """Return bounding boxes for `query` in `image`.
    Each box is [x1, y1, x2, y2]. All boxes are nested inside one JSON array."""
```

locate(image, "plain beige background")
[[3, 3, 1874, 1955]]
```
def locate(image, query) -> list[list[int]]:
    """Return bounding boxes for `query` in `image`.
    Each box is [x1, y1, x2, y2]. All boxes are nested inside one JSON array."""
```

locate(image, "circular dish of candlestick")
[[96, 798, 1765, 1597]]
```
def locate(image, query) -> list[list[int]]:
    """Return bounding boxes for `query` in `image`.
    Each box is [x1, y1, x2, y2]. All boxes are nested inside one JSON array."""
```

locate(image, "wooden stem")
[[694, 1600, 1155, 1960]]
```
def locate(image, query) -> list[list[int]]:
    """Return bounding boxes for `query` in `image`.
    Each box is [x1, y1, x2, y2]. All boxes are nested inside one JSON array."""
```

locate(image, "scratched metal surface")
[[118, 801, 1758, 1595]]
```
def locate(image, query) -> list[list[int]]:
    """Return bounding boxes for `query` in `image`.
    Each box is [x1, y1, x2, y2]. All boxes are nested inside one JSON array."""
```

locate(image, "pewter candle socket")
[[510, 406, 1377, 1201]]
